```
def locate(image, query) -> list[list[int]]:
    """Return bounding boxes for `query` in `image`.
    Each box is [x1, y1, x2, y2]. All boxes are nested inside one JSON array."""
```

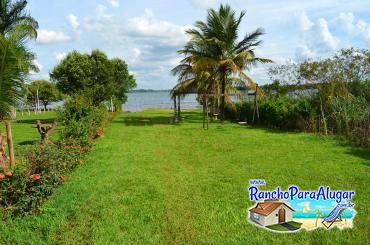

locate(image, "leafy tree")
[[0, 0, 38, 36], [26, 80, 60, 110], [0, 27, 37, 164], [50, 50, 136, 105], [173, 4, 271, 121]]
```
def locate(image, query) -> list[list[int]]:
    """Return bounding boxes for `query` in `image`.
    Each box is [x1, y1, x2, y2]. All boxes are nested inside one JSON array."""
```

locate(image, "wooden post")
[[173, 97, 177, 123], [0, 133, 7, 167], [203, 94, 206, 129], [255, 85, 260, 124], [206, 95, 209, 130], [177, 95, 181, 122], [4, 121, 15, 165]]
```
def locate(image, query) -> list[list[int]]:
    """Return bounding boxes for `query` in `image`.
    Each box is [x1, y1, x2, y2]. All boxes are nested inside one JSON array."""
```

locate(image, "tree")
[[26, 80, 60, 110], [50, 50, 136, 106], [0, 27, 37, 165], [0, 0, 38, 36], [173, 4, 271, 121]]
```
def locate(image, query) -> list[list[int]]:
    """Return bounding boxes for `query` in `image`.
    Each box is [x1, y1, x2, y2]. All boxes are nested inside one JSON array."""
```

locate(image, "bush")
[[58, 96, 108, 147], [0, 144, 84, 216], [1, 95, 113, 217], [225, 96, 316, 130], [330, 96, 370, 147]]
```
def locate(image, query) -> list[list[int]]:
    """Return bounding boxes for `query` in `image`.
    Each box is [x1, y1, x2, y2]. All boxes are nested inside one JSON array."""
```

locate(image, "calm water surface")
[[123, 91, 200, 112]]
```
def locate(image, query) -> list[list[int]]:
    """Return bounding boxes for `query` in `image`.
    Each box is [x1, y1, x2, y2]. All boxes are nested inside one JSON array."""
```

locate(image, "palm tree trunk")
[[173, 97, 177, 123], [221, 73, 226, 122], [203, 94, 206, 129], [4, 120, 15, 165], [177, 95, 181, 122]]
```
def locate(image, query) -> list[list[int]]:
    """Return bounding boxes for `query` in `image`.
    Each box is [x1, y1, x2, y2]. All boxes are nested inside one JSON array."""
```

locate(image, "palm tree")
[[175, 4, 272, 121], [0, 26, 37, 164], [0, 0, 37, 165], [0, 0, 38, 36], [315, 209, 324, 227]]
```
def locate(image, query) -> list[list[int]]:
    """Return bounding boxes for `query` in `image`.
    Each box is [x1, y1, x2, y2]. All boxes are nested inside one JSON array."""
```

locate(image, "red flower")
[[30, 174, 41, 181], [5, 171, 12, 177], [0, 174, 5, 180], [59, 175, 65, 181]]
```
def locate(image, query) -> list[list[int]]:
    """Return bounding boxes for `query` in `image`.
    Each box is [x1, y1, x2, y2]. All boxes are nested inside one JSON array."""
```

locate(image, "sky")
[[28, 0, 370, 89]]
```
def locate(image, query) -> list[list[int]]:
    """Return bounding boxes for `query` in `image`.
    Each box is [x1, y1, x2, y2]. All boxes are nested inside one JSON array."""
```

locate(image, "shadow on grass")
[[18, 140, 36, 146], [116, 111, 204, 126], [335, 141, 370, 166], [117, 116, 173, 126], [16, 118, 56, 125]]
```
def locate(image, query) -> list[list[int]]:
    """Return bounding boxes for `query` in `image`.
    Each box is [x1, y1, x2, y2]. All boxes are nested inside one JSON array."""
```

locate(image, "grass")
[[0, 109, 369, 244], [0, 112, 60, 156]]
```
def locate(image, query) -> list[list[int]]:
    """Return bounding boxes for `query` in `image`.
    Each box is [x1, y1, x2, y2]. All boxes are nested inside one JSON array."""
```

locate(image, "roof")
[[249, 202, 295, 216]]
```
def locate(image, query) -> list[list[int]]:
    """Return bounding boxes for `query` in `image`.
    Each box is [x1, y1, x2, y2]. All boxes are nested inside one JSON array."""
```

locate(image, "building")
[[249, 201, 295, 226]]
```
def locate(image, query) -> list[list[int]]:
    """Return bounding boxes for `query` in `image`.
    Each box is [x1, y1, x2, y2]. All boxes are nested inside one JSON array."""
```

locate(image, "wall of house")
[[250, 211, 265, 226], [263, 204, 293, 226]]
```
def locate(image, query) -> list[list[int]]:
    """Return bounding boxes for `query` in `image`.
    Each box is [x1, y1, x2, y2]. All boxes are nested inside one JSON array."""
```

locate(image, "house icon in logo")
[[249, 200, 295, 228]]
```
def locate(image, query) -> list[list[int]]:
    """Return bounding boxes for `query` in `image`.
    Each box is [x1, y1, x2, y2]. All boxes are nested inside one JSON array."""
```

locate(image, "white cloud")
[[68, 14, 80, 29], [37, 29, 71, 44], [337, 12, 370, 41], [296, 16, 338, 60], [126, 9, 189, 46], [295, 45, 316, 60], [55, 52, 67, 61], [317, 18, 337, 50], [338, 12, 355, 34], [107, 0, 119, 8], [298, 12, 314, 32], [132, 48, 141, 59]]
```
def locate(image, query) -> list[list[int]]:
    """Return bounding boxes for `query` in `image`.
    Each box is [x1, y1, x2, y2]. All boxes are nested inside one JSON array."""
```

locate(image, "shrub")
[[0, 143, 84, 216], [225, 96, 316, 130], [58, 96, 108, 147], [330, 96, 370, 147]]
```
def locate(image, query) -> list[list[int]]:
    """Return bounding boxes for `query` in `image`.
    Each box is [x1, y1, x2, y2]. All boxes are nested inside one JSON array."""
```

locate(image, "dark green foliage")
[[226, 96, 315, 130], [50, 50, 136, 105], [0, 0, 38, 36], [57, 96, 108, 147], [26, 80, 60, 110], [0, 144, 83, 216]]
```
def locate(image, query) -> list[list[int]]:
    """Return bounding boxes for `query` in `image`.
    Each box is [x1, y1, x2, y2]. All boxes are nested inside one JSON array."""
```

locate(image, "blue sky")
[[28, 0, 370, 89]]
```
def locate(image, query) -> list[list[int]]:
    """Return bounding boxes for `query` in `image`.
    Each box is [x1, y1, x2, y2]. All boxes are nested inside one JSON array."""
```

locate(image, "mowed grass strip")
[[0, 109, 369, 244]]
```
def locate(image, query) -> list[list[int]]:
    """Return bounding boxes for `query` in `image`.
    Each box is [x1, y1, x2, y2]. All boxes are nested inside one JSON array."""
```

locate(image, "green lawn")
[[0, 109, 369, 244], [0, 112, 60, 157]]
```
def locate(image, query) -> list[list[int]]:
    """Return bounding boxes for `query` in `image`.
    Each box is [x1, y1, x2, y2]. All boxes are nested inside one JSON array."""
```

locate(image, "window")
[[253, 213, 260, 220]]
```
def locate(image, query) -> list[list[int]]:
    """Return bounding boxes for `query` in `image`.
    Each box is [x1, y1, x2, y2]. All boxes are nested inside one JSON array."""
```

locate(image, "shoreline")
[[294, 218, 353, 230]]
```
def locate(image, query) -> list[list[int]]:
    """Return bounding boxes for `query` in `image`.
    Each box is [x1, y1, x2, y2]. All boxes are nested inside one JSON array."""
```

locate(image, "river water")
[[123, 91, 200, 112]]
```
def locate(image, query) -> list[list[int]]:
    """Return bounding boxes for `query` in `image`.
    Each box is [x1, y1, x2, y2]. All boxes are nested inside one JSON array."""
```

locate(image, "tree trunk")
[[203, 94, 206, 129], [320, 97, 328, 136], [177, 95, 181, 122], [206, 95, 209, 130], [255, 85, 260, 124], [173, 97, 177, 123], [4, 121, 15, 165], [220, 72, 226, 122], [0, 133, 7, 167]]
